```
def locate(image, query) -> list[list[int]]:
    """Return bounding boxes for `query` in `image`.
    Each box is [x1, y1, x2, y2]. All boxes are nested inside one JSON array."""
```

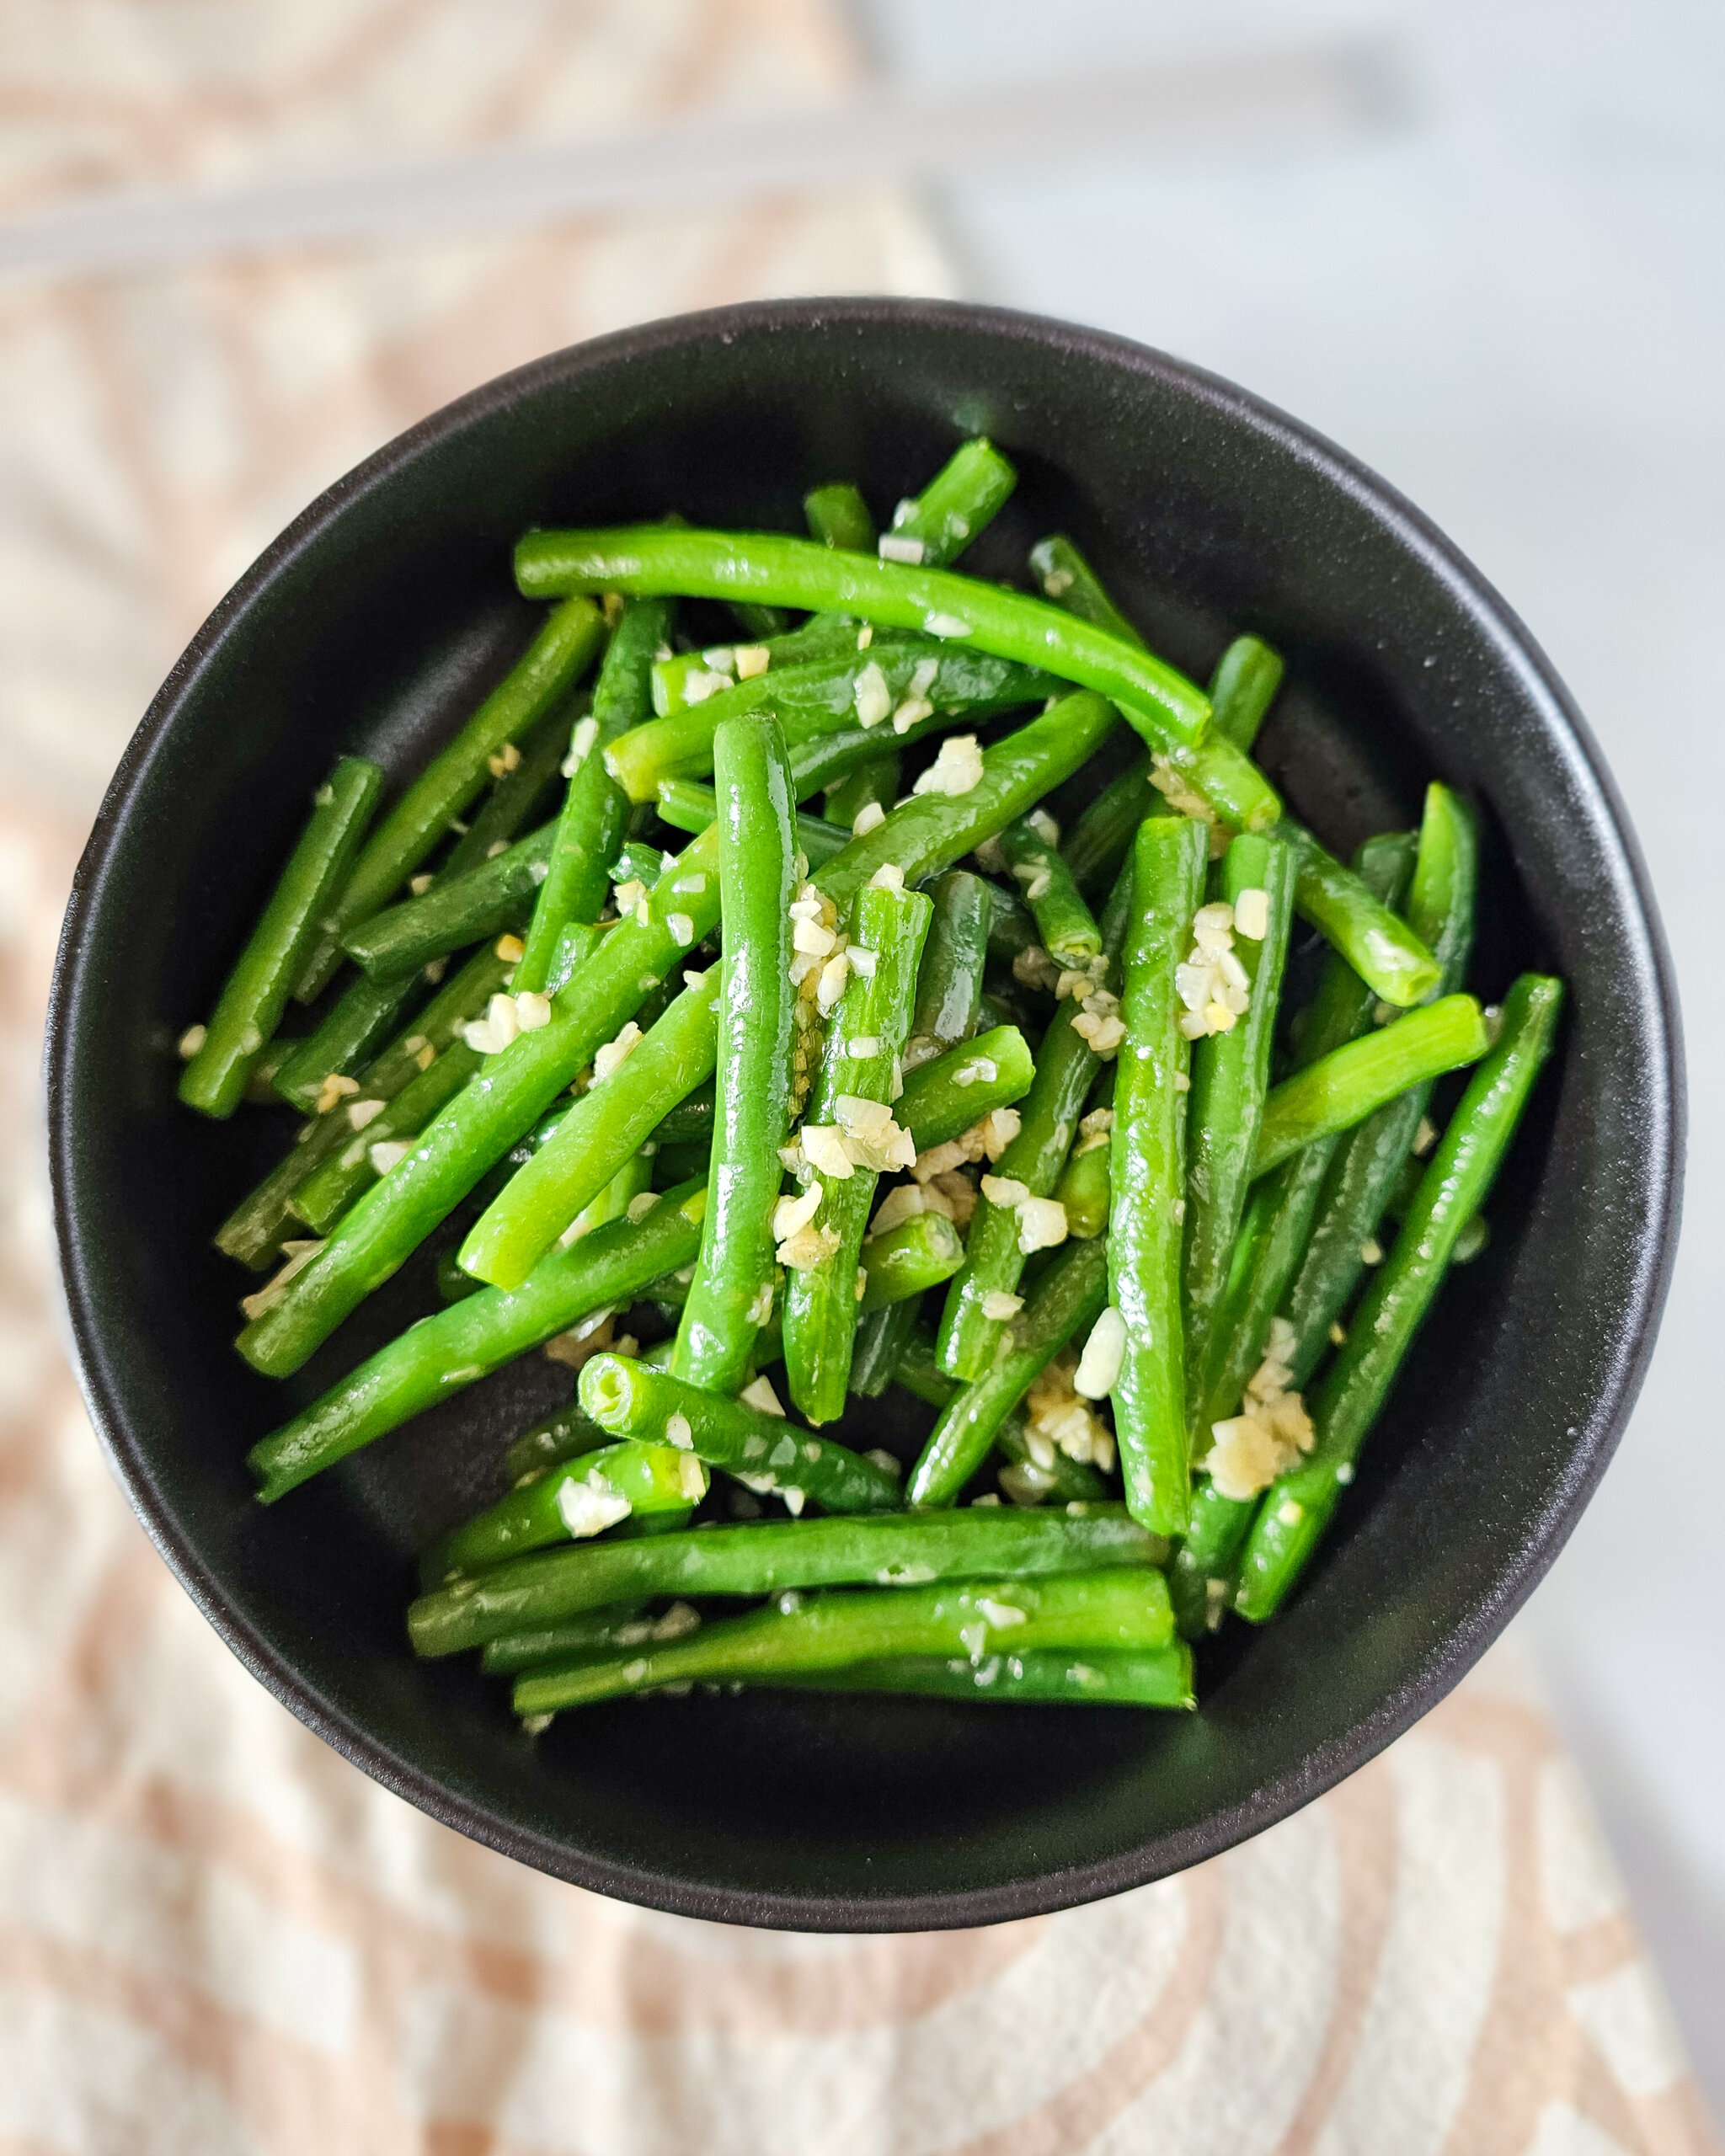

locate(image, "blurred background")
[[0, 0, 1719, 2143]]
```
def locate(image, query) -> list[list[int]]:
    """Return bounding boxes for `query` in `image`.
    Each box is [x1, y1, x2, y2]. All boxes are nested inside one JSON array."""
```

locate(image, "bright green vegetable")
[[580, 1353, 902, 1514], [673, 714, 801, 1392], [1274, 822, 1442, 1009], [243, 1177, 708, 1501], [858, 1209, 964, 1311], [824, 752, 898, 830], [909, 1235, 1110, 1507], [849, 1298, 921, 1398], [512, 1567, 1175, 1718], [515, 525, 1214, 754], [755, 1645, 1194, 1708], [992, 815, 1103, 976], [341, 819, 553, 981], [409, 1503, 1163, 1658], [654, 777, 846, 866], [804, 482, 874, 552], [294, 594, 605, 1000], [179, 757, 382, 1118], [896, 1024, 1037, 1152], [905, 871, 993, 1067], [1252, 994, 1488, 1178], [458, 966, 719, 1290], [1234, 974, 1563, 1620], [515, 596, 673, 993], [883, 437, 1017, 566], [781, 878, 931, 1422], [420, 1442, 708, 1586], [290, 1037, 482, 1234], [1180, 833, 1298, 1412], [1207, 636, 1284, 754], [1109, 816, 1209, 1535], [1053, 1065, 1115, 1240]]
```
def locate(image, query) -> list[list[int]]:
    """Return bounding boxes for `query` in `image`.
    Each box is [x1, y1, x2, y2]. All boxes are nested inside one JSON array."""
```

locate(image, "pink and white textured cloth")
[[0, 4, 1717, 2149]]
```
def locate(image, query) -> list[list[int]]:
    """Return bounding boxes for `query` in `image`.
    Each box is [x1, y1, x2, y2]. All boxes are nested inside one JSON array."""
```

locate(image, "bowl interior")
[[48, 300, 1680, 1929]]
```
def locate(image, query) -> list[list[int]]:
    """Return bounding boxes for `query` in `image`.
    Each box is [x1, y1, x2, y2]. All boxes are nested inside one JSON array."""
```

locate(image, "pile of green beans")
[[183, 435, 1561, 1725]]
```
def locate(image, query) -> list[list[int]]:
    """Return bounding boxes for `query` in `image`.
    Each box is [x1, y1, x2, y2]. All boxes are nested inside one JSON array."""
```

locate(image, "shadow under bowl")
[[46, 297, 1682, 1931]]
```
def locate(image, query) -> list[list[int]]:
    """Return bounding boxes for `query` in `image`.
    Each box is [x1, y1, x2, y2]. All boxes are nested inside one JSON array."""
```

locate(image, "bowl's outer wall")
[[47, 299, 1681, 1929]]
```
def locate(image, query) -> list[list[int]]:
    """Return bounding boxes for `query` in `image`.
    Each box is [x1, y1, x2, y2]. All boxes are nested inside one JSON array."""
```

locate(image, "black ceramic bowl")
[[47, 298, 1680, 1930]]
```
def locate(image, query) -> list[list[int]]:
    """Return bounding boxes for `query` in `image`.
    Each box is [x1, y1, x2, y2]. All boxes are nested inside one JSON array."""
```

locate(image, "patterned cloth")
[[0, 3, 1717, 2150]]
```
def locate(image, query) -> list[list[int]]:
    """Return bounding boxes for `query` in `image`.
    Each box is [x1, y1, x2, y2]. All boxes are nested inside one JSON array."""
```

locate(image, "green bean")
[[858, 1209, 964, 1310], [479, 1604, 658, 1674], [290, 1039, 481, 1234], [754, 1645, 1194, 1708], [503, 1401, 614, 1483], [897, 1024, 1036, 1152], [514, 1567, 1172, 1718], [1279, 786, 1482, 1383], [581, 1353, 900, 1514], [908, 1235, 1109, 1506], [651, 617, 912, 718], [882, 437, 1017, 566], [849, 1298, 921, 1398], [515, 597, 674, 994], [1027, 535, 1141, 642], [983, 880, 1039, 964], [271, 972, 425, 1113], [516, 526, 1211, 749], [216, 942, 515, 1265], [995, 1414, 1112, 1508], [654, 778, 846, 866], [1207, 636, 1284, 755], [611, 637, 1059, 805], [823, 753, 898, 831], [340, 819, 553, 981], [243, 1176, 708, 1501], [892, 1322, 955, 1407], [781, 879, 931, 1422], [664, 715, 800, 1393], [1235, 974, 1563, 1620], [936, 868, 1130, 1380], [458, 966, 719, 1290], [782, 705, 956, 804], [1060, 756, 1158, 899], [1380, 1155, 1490, 1263], [236, 830, 723, 1377], [295, 595, 605, 1000], [1108, 817, 1209, 1534], [1181, 833, 1299, 1411], [1054, 1065, 1115, 1240], [804, 482, 875, 552], [421, 1442, 708, 1587], [440, 696, 576, 878], [546, 919, 601, 995], [410, 1502, 1159, 1657], [1274, 822, 1441, 1008], [179, 758, 383, 1118], [1253, 994, 1487, 1178], [993, 817, 1103, 976], [905, 870, 992, 1068]]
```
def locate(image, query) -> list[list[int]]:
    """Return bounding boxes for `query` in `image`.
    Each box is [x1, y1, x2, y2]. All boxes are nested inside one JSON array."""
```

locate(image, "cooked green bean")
[[652, 616, 910, 718], [1234, 974, 1563, 1620], [857, 1209, 964, 1310], [1180, 833, 1299, 1412], [1054, 1065, 1115, 1240], [823, 752, 899, 830], [1106, 816, 1210, 1535], [672, 714, 801, 1392], [755, 1644, 1194, 1708], [1252, 993, 1487, 1178], [1169, 831, 1415, 1636], [341, 819, 553, 981], [243, 1176, 708, 1500], [179, 758, 382, 1118], [883, 437, 1017, 566], [909, 1235, 1109, 1506], [290, 1038, 482, 1234], [504, 1399, 610, 1484], [515, 596, 673, 993], [458, 966, 720, 1290], [270, 972, 424, 1113], [896, 1024, 1036, 1151], [936, 868, 1130, 1380], [295, 595, 605, 1000], [611, 637, 1059, 805], [654, 777, 846, 866], [516, 526, 1214, 750], [421, 1442, 708, 1586], [781, 878, 931, 1422], [440, 696, 575, 878], [237, 830, 724, 1377], [1280, 786, 1481, 1383], [581, 1353, 901, 1513], [1207, 636, 1284, 754], [514, 1566, 1174, 1717], [993, 817, 1103, 975], [849, 1298, 921, 1398], [804, 482, 874, 552], [1028, 535, 1140, 642], [409, 1504, 1162, 1658], [905, 870, 993, 1068]]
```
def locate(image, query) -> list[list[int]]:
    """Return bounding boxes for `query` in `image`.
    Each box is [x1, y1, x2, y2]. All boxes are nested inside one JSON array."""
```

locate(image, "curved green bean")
[[421, 1442, 708, 1586]]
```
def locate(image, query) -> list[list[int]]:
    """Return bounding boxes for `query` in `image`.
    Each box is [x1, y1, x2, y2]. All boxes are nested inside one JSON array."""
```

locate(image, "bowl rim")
[[45, 294, 1685, 1931]]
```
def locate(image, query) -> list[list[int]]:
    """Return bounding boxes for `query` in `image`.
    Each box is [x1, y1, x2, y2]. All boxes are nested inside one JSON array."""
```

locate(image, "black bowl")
[[46, 298, 1681, 1930]]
